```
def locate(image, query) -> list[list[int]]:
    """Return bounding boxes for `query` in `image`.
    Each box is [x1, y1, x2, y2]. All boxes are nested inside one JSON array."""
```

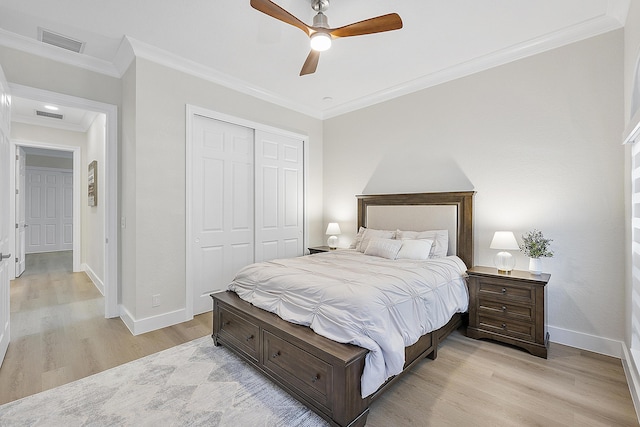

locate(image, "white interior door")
[[26, 168, 73, 253], [15, 147, 25, 277], [191, 115, 254, 315], [254, 130, 304, 261], [0, 65, 12, 367]]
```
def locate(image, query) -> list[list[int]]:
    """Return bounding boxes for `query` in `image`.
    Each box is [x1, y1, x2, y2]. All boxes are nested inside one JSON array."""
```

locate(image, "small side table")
[[466, 266, 550, 358], [308, 246, 332, 254]]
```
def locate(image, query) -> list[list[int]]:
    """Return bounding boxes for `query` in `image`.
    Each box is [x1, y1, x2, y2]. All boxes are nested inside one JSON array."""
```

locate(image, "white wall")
[[82, 114, 106, 289], [324, 30, 625, 353], [119, 58, 323, 332]]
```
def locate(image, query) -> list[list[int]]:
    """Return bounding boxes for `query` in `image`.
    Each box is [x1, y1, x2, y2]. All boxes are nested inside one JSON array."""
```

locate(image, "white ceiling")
[[11, 96, 99, 132], [0, 0, 630, 121]]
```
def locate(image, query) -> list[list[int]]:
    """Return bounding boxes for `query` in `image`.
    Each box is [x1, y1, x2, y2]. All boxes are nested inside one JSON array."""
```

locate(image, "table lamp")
[[490, 231, 519, 273], [326, 223, 341, 249]]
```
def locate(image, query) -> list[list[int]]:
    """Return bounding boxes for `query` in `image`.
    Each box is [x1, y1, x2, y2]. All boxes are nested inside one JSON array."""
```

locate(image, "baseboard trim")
[[622, 345, 640, 422], [118, 305, 189, 336], [547, 325, 623, 358], [81, 263, 104, 296]]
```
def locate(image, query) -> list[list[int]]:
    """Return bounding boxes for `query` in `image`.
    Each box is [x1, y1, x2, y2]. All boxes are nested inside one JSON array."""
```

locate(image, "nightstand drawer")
[[478, 299, 533, 321], [479, 315, 534, 341], [478, 280, 534, 303]]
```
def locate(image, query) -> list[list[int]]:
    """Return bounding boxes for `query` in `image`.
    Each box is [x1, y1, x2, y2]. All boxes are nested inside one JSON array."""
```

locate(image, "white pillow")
[[349, 227, 366, 249], [396, 229, 448, 258], [396, 239, 433, 260], [357, 228, 396, 253], [364, 238, 402, 260]]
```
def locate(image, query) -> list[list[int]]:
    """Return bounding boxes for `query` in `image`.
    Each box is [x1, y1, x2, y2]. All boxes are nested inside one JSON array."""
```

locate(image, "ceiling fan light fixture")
[[310, 32, 331, 52]]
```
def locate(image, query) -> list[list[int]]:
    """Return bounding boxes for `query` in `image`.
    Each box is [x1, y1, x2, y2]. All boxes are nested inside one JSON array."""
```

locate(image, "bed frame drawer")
[[216, 306, 260, 362], [263, 331, 333, 411]]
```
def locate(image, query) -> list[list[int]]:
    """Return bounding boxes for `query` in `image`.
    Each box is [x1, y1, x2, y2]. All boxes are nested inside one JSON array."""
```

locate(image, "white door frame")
[[185, 104, 309, 319], [12, 143, 80, 264], [8, 84, 119, 318]]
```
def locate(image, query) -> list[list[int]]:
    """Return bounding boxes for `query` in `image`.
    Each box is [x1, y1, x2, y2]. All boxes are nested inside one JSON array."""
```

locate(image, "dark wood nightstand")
[[308, 246, 333, 254], [466, 266, 550, 358]]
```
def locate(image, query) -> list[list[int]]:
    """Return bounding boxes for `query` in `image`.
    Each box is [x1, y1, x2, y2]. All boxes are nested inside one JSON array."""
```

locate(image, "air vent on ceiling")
[[38, 28, 85, 54], [36, 110, 64, 120]]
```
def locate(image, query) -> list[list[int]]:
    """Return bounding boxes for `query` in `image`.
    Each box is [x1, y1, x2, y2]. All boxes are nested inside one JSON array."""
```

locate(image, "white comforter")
[[228, 249, 469, 397]]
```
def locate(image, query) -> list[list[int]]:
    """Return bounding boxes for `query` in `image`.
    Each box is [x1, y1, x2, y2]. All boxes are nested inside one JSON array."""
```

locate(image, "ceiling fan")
[[250, 0, 403, 76]]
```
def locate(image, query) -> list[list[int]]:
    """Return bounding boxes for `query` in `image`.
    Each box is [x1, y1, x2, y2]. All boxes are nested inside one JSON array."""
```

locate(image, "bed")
[[211, 191, 475, 427]]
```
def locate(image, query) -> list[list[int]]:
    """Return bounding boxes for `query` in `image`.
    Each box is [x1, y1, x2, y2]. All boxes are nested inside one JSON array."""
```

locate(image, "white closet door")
[[191, 115, 254, 315], [61, 173, 73, 250], [15, 147, 26, 276], [26, 168, 73, 253], [254, 130, 304, 262]]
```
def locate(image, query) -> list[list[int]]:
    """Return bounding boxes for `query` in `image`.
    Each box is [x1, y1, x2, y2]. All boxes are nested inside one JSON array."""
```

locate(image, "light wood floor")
[[368, 331, 639, 426], [1, 252, 638, 426], [0, 251, 212, 405]]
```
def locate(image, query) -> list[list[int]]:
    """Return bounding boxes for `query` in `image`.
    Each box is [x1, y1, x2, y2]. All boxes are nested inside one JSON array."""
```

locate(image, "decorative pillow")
[[349, 227, 366, 249], [357, 228, 395, 253], [364, 238, 402, 260], [396, 229, 448, 258], [396, 239, 434, 260]]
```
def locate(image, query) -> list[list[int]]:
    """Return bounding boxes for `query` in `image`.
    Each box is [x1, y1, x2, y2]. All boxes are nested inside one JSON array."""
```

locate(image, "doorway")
[[8, 84, 118, 318], [14, 145, 78, 277]]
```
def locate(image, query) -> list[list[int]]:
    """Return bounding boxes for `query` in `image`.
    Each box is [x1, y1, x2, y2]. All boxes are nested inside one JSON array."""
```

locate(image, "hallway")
[[0, 252, 212, 404]]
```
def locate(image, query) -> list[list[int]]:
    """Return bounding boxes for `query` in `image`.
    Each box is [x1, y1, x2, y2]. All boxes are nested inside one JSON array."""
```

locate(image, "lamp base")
[[327, 235, 338, 249], [494, 251, 515, 273]]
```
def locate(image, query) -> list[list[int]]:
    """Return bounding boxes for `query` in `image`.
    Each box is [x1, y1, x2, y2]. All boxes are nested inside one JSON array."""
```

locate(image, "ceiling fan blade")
[[250, 0, 311, 36], [300, 50, 320, 76], [329, 13, 403, 38]]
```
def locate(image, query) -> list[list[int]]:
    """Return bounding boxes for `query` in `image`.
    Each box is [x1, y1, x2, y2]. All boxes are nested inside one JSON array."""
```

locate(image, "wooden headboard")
[[356, 192, 475, 268]]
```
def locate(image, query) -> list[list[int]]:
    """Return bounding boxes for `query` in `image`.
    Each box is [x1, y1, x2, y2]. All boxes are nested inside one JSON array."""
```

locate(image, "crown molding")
[[124, 36, 322, 119], [608, 0, 631, 26], [0, 28, 120, 78], [321, 11, 625, 119]]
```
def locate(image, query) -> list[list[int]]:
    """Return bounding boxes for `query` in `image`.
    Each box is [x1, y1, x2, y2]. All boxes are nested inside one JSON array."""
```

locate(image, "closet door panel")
[[255, 130, 304, 262], [191, 115, 254, 315], [25, 169, 72, 253]]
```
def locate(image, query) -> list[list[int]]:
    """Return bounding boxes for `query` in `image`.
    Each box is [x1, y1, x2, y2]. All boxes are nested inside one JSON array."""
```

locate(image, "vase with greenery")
[[520, 229, 553, 275]]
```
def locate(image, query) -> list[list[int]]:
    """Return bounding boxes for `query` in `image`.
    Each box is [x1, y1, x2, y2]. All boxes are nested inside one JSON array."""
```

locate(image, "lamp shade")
[[325, 223, 341, 235], [489, 231, 519, 250]]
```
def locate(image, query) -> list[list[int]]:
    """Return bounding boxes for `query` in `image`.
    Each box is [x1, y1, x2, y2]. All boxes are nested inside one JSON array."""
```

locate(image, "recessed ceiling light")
[[44, 105, 59, 111], [322, 97, 333, 103]]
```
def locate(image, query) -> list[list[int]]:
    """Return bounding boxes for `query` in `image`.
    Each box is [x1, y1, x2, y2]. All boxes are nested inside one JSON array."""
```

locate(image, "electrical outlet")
[[152, 294, 160, 307]]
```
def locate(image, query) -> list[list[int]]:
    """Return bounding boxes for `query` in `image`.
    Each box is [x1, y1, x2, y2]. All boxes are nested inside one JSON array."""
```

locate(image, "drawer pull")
[[502, 306, 507, 312], [272, 351, 281, 358], [245, 334, 254, 341], [223, 320, 230, 326], [311, 374, 320, 383], [501, 323, 507, 329], [501, 288, 507, 294]]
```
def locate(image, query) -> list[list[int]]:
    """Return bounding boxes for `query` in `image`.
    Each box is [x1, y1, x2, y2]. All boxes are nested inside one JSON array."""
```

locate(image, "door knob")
[[0, 253, 11, 261]]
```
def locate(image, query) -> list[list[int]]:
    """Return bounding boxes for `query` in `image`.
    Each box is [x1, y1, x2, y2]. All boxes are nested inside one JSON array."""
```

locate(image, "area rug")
[[0, 336, 328, 426]]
